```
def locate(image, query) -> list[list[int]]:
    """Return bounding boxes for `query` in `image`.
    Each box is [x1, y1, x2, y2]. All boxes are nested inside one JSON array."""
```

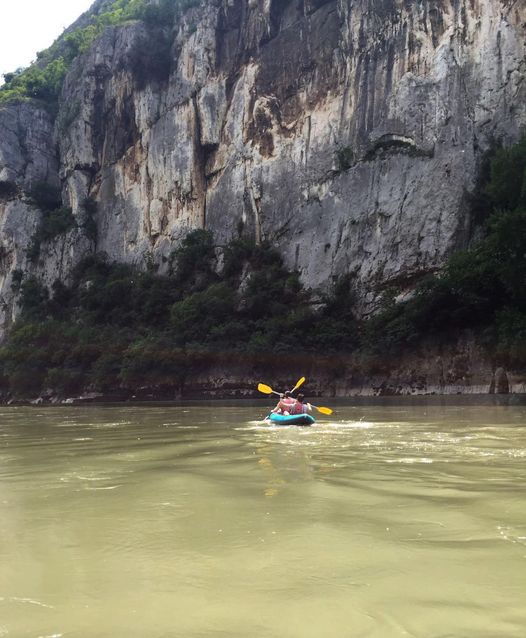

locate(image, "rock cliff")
[[0, 0, 525, 334]]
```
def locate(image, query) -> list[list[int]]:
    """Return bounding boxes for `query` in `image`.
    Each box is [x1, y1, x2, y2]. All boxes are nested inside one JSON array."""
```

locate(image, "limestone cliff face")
[[0, 0, 525, 332]]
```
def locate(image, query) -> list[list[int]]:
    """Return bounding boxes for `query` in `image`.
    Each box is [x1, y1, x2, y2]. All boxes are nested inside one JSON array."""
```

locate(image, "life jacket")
[[289, 401, 305, 415]]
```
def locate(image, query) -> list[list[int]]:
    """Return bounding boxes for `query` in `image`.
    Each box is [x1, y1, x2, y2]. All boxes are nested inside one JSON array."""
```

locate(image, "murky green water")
[[0, 400, 525, 637]]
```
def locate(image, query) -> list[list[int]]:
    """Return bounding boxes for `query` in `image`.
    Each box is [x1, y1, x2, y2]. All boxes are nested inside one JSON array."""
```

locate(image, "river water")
[[0, 400, 525, 637]]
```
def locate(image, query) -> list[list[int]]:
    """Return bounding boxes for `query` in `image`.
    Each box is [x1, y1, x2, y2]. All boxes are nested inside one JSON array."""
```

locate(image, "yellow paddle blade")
[[315, 406, 333, 415], [291, 376, 306, 392], [257, 383, 273, 395]]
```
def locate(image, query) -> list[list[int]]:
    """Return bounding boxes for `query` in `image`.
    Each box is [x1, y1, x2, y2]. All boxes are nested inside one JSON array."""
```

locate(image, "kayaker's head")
[[283, 391, 292, 398], [297, 393, 305, 403]]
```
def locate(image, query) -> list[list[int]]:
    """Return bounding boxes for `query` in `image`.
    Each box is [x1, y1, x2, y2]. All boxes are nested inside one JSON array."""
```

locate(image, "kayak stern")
[[267, 413, 316, 426]]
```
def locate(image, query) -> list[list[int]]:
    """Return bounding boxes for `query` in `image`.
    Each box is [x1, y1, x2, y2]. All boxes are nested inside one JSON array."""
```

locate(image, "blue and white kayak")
[[267, 413, 316, 426]]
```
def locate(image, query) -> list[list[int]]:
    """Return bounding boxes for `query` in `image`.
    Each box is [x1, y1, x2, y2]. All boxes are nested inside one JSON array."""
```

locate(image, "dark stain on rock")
[[428, 1, 446, 48], [247, 100, 276, 158], [113, 93, 140, 162], [91, 66, 111, 166]]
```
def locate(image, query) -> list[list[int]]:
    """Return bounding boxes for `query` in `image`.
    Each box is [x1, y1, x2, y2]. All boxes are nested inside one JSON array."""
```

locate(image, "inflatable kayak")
[[268, 413, 316, 426]]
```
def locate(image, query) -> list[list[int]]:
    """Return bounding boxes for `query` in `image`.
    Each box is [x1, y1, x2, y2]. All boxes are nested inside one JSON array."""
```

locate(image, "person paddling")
[[272, 391, 296, 415], [289, 393, 312, 415]]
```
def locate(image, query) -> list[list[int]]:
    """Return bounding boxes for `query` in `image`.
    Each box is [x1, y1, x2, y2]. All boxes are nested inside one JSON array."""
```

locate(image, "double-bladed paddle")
[[290, 376, 305, 393], [257, 377, 304, 396], [257, 381, 333, 415]]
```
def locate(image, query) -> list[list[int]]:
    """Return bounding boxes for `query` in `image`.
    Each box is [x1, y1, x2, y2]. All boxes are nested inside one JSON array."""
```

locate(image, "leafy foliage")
[[18, 277, 50, 321], [0, 59, 69, 108], [0, 231, 359, 397], [0, 0, 197, 109], [170, 229, 217, 291], [27, 207, 76, 262], [24, 182, 77, 261], [170, 283, 237, 344], [485, 137, 526, 212]]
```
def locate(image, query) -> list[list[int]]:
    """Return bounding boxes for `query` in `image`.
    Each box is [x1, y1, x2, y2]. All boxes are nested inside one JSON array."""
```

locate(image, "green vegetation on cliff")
[[0, 232, 357, 397], [0, 0, 196, 110], [367, 135, 526, 362], [25, 183, 76, 262]]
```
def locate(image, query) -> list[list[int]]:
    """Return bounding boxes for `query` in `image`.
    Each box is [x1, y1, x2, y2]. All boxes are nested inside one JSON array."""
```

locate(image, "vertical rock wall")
[[0, 0, 525, 332]]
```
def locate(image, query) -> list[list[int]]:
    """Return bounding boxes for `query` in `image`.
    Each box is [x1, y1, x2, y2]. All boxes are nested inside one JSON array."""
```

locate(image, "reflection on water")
[[0, 400, 525, 637]]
